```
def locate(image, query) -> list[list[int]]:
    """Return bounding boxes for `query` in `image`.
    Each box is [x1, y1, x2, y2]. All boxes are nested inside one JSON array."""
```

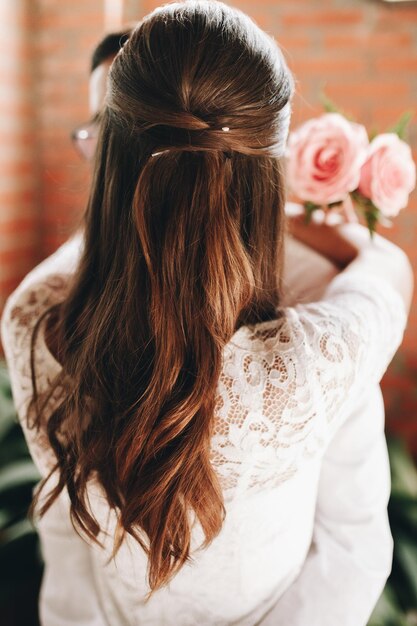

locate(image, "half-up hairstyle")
[[28, 0, 294, 595]]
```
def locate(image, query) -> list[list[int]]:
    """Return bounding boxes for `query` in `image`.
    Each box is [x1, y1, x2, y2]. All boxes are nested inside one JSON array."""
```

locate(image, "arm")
[[256, 219, 413, 625], [282, 202, 340, 306], [288, 217, 413, 316], [257, 383, 393, 626], [1, 261, 107, 626], [1, 283, 106, 626], [0, 232, 84, 475], [282, 235, 338, 306]]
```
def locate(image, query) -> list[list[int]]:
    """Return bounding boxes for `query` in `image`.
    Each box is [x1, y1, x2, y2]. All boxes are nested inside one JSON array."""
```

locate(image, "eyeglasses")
[[70, 118, 100, 160]]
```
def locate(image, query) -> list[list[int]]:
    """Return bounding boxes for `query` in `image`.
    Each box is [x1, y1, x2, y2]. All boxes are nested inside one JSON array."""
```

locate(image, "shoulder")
[[1, 269, 71, 434], [1, 268, 72, 411], [1, 272, 70, 352], [1, 234, 81, 349], [0, 267, 74, 477], [227, 269, 407, 431], [230, 292, 358, 366], [292, 269, 408, 341]]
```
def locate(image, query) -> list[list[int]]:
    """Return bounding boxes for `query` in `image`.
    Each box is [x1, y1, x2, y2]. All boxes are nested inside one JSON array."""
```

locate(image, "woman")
[[1, 1, 413, 625]]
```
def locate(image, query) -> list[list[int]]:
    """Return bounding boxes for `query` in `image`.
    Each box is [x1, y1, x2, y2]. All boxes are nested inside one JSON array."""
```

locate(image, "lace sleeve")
[[208, 266, 408, 495], [256, 384, 393, 626], [1, 274, 68, 478], [294, 270, 408, 443]]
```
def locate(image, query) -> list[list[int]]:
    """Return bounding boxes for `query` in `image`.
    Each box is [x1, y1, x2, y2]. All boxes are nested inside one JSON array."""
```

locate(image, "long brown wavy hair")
[[28, 0, 294, 595]]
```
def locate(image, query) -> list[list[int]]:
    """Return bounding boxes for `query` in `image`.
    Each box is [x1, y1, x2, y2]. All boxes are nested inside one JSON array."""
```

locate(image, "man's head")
[[89, 30, 131, 116], [71, 29, 131, 159]]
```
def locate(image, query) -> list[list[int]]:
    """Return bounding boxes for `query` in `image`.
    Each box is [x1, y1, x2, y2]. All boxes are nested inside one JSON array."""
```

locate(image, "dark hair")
[[90, 30, 131, 72], [29, 0, 294, 597]]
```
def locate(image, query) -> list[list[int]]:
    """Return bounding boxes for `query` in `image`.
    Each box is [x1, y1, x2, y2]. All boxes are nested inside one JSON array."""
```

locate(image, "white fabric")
[[0, 228, 408, 626]]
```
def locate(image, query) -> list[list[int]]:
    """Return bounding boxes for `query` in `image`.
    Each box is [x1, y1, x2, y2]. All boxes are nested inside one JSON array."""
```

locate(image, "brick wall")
[[262, 0, 417, 454], [0, 0, 41, 310], [36, 2, 99, 257], [1, 0, 416, 451]]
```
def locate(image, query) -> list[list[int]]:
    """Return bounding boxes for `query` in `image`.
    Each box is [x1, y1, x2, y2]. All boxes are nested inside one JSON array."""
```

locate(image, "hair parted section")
[[28, 0, 294, 596]]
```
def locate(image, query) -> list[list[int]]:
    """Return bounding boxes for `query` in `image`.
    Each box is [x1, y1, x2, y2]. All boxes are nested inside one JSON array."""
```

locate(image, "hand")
[[286, 211, 359, 269]]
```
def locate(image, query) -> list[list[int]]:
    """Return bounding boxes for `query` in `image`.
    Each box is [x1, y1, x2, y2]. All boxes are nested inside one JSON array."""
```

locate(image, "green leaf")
[[303, 201, 321, 224], [319, 91, 356, 121], [0, 432, 32, 469], [0, 460, 40, 494], [0, 518, 42, 594], [0, 363, 18, 445], [0, 517, 36, 546], [0, 361, 12, 396], [351, 191, 380, 237], [389, 494, 417, 538], [364, 207, 379, 238], [0, 508, 16, 530], [388, 437, 417, 499], [368, 583, 410, 626], [319, 91, 341, 114], [0, 410, 16, 446], [369, 127, 379, 141], [393, 530, 417, 607], [387, 111, 414, 140]]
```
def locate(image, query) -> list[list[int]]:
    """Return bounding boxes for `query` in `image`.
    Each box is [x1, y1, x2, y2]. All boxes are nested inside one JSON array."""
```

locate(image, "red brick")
[[135, 0, 157, 16], [375, 56, 417, 73], [282, 9, 363, 27], [0, 129, 34, 144], [0, 218, 38, 235], [326, 81, 410, 100], [377, 7, 417, 25], [0, 160, 36, 178], [0, 248, 36, 265], [0, 189, 35, 205], [277, 34, 311, 52], [370, 106, 416, 131], [0, 276, 28, 298], [0, 70, 34, 89], [39, 13, 105, 30], [324, 32, 413, 49], [0, 100, 34, 117], [289, 57, 366, 75]]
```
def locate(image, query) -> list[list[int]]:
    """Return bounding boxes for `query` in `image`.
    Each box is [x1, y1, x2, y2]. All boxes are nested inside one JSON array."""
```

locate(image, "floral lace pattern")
[[2, 275, 69, 477], [1, 268, 407, 501]]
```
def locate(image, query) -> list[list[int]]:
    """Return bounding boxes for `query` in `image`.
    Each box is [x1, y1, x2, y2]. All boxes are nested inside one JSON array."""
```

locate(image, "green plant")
[[368, 437, 417, 626], [0, 361, 43, 625]]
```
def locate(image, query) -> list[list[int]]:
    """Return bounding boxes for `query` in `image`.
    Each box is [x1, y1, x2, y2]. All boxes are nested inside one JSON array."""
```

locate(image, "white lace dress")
[[0, 232, 408, 626]]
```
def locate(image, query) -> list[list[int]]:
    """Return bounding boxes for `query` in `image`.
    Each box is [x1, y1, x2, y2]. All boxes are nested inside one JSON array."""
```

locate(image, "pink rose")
[[286, 112, 369, 205], [358, 133, 416, 217]]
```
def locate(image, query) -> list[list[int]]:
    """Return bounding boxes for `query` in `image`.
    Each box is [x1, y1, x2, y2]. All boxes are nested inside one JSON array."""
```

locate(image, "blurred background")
[[0, 0, 416, 625]]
